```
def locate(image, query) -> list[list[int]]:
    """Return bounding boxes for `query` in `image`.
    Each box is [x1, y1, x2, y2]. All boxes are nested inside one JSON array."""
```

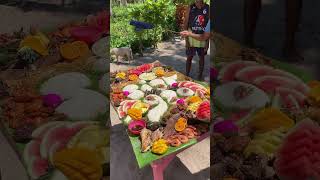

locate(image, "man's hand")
[[180, 31, 191, 37]]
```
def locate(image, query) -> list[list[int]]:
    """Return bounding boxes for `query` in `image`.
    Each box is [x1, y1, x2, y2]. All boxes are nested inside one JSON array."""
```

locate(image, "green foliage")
[[111, 0, 178, 53], [173, 0, 210, 5]]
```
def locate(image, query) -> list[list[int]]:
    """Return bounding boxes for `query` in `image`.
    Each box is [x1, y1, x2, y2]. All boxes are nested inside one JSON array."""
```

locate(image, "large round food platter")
[[212, 54, 320, 180], [0, 13, 110, 180], [110, 61, 211, 168]]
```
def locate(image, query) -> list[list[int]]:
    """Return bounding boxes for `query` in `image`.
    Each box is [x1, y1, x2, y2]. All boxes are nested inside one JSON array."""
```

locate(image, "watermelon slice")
[[254, 75, 309, 95], [116, 100, 138, 119], [275, 87, 306, 106], [281, 94, 300, 111], [218, 61, 258, 82], [117, 106, 126, 119], [23, 140, 41, 164], [235, 65, 303, 83], [31, 121, 66, 139], [136, 63, 153, 73], [27, 156, 49, 180], [178, 81, 207, 95], [40, 124, 72, 158], [275, 120, 320, 180]]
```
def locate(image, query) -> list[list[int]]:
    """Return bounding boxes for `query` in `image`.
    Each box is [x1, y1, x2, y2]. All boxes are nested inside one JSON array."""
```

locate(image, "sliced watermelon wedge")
[[254, 75, 309, 95], [218, 61, 258, 82], [235, 65, 304, 83]]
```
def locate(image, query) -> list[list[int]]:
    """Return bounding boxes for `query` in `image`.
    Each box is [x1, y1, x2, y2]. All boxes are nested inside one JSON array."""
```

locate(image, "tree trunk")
[[176, 4, 188, 31]]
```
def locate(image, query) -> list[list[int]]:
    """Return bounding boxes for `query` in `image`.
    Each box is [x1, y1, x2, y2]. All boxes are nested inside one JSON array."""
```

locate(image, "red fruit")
[[196, 101, 210, 121], [136, 64, 153, 73]]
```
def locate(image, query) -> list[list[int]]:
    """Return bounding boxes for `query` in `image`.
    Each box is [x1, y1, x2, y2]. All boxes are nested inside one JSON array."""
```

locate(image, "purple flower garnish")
[[177, 99, 185, 105], [171, 82, 178, 88], [43, 94, 62, 108], [213, 120, 239, 134], [123, 91, 130, 96]]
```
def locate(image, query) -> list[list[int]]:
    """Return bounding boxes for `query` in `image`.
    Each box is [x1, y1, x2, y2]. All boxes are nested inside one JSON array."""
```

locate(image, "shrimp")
[[182, 128, 195, 139], [170, 138, 182, 147], [187, 125, 197, 131], [177, 135, 189, 143]]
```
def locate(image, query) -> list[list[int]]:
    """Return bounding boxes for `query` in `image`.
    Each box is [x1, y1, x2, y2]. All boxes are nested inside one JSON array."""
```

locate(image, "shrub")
[[110, 1, 178, 53]]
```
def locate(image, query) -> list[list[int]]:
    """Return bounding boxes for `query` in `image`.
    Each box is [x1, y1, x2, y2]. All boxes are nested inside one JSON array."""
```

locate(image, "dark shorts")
[[186, 47, 207, 57]]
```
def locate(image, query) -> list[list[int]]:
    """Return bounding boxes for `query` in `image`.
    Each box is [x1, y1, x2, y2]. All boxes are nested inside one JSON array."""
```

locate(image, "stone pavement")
[[213, 0, 320, 79], [110, 38, 211, 82]]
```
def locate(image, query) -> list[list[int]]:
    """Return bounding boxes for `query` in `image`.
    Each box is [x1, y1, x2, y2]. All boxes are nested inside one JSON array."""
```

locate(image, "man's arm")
[[180, 19, 211, 41]]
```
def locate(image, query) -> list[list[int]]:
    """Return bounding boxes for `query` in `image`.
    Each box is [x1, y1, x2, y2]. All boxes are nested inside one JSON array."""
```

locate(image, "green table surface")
[[120, 80, 209, 168], [128, 133, 197, 168]]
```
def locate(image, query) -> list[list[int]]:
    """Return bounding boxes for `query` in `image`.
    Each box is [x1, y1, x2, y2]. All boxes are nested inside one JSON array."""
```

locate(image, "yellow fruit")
[[187, 96, 202, 104], [60, 43, 79, 60], [72, 41, 89, 57], [308, 80, 320, 88], [67, 125, 109, 164], [20, 35, 48, 56], [175, 117, 187, 132], [152, 139, 168, 155], [187, 101, 201, 112], [309, 86, 320, 103], [248, 107, 294, 133], [127, 108, 142, 120], [154, 68, 165, 77], [129, 74, 139, 81], [36, 32, 50, 46], [131, 101, 150, 114], [116, 72, 126, 79], [52, 147, 103, 180], [54, 162, 87, 180]]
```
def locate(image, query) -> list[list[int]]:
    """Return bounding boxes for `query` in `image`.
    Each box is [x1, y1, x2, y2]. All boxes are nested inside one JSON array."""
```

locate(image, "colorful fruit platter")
[[0, 12, 110, 179], [0, 10, 109, 76], [212, 52, 320, 179], [110, 61, 211, 168], [0, 67, 109, 180]]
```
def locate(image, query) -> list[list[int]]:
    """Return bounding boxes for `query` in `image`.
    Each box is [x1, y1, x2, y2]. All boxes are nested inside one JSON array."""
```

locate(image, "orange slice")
[[72, 41, 89, 57], [60, 43, 80, 60], [175, 117, 187, 132]]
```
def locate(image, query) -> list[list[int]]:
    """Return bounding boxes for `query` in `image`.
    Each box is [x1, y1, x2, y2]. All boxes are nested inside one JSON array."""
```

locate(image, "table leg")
[[151, 153, 176, 180]]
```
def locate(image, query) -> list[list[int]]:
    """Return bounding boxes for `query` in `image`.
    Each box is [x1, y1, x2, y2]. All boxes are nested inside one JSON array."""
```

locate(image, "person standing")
[[184, 0, 210, 80], [244, 0, 303, 61]]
